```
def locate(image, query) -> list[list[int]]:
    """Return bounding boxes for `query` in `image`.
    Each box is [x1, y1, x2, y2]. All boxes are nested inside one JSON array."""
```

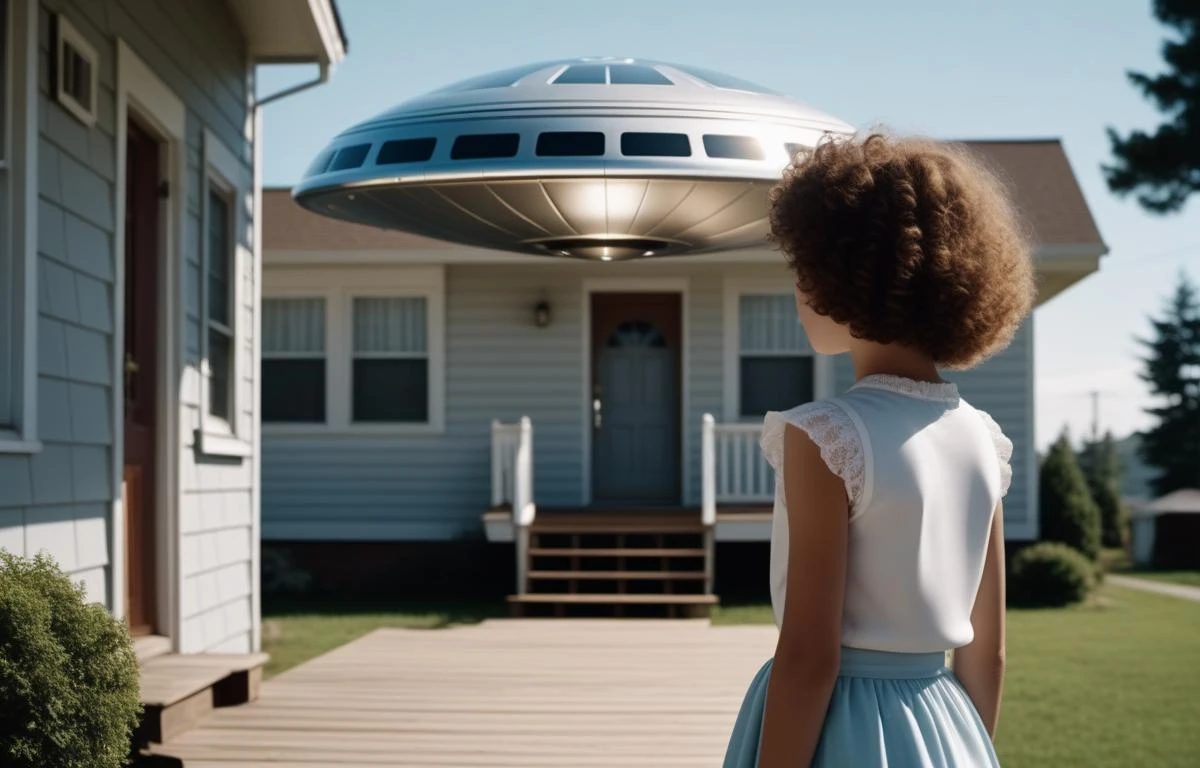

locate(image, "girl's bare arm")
[[952, 505, 1006, 737], [758, 423, 849, 768]]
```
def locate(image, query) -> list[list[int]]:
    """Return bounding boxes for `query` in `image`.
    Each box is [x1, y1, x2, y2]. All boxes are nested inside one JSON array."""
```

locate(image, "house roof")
[[263, 139, 1105, 254], [228, 0, 347, 66], [1141, 488, 1200, 516], [961, 140, 1105, 251]]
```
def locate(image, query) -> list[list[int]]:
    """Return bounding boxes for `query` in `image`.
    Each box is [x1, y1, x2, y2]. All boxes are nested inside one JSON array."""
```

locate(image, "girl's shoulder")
[[760, 398, 869, 511]]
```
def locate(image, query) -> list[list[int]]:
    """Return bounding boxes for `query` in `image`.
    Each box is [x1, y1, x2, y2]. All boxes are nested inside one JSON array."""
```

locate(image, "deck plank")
[[152, 620, 776, 766]]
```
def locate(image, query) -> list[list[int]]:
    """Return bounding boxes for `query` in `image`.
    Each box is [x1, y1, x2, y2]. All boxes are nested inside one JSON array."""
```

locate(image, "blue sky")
[[258, 0, 1199, 450]]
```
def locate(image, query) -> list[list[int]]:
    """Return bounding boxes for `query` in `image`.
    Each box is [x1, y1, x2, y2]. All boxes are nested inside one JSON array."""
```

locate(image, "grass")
[[1102, 545, 1200, 588], [1122, 570, 1200, 588], [261, 596, 500, 679]]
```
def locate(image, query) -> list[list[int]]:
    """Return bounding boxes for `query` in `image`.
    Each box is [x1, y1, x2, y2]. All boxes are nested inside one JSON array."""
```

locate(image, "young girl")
[[723, 133, 1035, 767]]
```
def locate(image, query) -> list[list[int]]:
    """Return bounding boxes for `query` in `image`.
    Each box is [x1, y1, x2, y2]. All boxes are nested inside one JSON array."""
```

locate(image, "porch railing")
[[491, 416, 535, 594], [701, 414, 774, 525], [701, 414, 773, 594]]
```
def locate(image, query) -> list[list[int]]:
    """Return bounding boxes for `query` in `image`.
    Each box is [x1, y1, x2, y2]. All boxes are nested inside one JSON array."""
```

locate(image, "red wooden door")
[[123, 118, 160, 637]]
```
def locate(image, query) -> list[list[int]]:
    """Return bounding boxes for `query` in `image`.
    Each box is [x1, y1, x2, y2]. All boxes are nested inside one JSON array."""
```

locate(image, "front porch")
[[483, 416, 773, 616]]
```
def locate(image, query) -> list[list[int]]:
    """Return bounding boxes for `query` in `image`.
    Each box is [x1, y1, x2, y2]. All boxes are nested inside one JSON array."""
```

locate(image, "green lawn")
[[1102, 546, 1200, 588], [263, 587, 1198, 766], [1122, 570, 1200, 588]]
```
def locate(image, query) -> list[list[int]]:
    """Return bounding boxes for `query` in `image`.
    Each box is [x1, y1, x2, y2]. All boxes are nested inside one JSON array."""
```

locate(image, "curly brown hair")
[[769, 133, 1036, 369]]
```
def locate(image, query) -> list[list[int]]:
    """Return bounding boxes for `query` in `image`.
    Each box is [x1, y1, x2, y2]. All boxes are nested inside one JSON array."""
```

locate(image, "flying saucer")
[[293, 57, 853, 260]]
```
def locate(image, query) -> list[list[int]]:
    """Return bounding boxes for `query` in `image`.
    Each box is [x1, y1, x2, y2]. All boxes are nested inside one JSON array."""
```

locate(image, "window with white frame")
[[199, 129, 246, 452], [261, 267, 444, 434], [0, 0, 34, 444], [205, 183, 235, 424], [0, 0, 12, 429], [351, 296, 429, 423], [738, 294, 815, 417], [262, 298, 326, 423]]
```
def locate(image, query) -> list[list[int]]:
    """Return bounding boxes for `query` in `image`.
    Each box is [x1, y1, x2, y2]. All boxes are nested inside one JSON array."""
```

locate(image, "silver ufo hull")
[[294, 58, 854, 260]]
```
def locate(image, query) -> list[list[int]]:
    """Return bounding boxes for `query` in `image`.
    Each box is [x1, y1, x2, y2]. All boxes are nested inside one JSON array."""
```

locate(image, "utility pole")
[[1090, 390, 1100, 444]]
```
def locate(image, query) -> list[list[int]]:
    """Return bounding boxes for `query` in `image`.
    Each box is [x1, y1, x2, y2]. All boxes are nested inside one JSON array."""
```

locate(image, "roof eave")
[[230, 0, 347, 67], [1033, 243, 1107, 307]]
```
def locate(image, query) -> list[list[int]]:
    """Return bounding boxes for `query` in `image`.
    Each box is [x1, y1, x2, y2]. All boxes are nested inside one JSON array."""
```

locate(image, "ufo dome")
[[293, 57, 854, 261]]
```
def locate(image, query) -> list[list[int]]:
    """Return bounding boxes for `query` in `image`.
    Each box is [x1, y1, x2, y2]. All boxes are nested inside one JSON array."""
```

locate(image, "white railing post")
[[702, 414, 717, 596], [490, 420, 504, 508], [702, 413, 717, 527], [513, 416, 535, 595]]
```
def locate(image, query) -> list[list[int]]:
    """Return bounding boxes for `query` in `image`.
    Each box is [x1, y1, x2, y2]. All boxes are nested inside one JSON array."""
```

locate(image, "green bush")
[[1039, 433, 1103, 560], [0, 551, 142, 768], [1009, 542, 1096, 608]]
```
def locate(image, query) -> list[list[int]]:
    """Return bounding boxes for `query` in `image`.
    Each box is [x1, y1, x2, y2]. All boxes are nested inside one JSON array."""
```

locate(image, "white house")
[[261, 139, 1106, 615], [0, 0, 345, 740]]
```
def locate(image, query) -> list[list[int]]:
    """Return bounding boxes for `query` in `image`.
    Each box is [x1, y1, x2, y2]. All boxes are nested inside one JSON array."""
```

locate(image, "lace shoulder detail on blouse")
[[760, 401, 866, 508], [976, 409, 1014, 497]]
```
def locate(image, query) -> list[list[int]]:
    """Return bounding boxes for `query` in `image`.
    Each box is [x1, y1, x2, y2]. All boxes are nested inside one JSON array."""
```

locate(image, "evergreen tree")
[[1105, 0, 1200, 213], [1039, 430, 1102, 560], [1081, 431, 1128, 548], [1138, 272, 1200, 496]]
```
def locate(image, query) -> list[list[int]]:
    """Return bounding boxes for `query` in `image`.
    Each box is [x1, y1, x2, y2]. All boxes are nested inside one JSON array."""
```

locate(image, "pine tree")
[[1105, 0, 1200, 213], [1039, 430, 1102, 560], [1080, 431, 1128, 548], [1138, 272, 1200, 496]]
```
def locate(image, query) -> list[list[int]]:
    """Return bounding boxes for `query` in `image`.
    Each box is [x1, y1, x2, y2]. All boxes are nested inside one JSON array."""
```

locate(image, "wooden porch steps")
[[529, 569, 707, 580], [133, 652, 268, 752], [510, 507, 716, 619]]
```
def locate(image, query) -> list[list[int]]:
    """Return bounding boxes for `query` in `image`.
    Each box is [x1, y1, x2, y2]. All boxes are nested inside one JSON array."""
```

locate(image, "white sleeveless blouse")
[[761, 374, 1012, 653]]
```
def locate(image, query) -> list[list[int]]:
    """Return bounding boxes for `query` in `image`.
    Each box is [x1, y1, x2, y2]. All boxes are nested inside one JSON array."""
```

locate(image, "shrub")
[[0, 551, 142, 768], [1009, 542, 1096, 608], [1039, 432, 1102, 560], [261, 546, 313, 596]]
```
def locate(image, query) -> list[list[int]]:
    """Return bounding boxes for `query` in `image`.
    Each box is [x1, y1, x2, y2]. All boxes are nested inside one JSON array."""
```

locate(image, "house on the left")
[[0, 0, 344, 666]]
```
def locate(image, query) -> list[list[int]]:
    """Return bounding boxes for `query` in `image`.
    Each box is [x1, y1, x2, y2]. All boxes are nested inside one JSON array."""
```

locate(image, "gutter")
[[253, 60, 331, 109]]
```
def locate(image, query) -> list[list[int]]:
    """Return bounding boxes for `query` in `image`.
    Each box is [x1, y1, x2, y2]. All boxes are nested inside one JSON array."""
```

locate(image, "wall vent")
[[54, 14, 98, 127]]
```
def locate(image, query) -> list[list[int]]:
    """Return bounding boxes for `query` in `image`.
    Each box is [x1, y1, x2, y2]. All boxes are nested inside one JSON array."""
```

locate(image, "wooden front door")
[[123, 118, 160, 637], [590, 293, 682, 506]]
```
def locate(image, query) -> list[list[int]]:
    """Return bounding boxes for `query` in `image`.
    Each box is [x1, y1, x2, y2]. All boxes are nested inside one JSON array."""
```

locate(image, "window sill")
[[0, 434, 42, 454], [194, 429, 252, 458]]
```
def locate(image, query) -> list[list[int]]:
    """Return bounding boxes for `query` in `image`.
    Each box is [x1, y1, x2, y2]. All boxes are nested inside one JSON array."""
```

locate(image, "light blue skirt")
[[723, 647, 1000, 767]]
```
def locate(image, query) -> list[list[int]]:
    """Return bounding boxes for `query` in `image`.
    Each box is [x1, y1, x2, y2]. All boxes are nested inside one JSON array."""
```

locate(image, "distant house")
[[261, 139, 1106, 613], [1130, 489, 1200, 570], [0, 0, 344, 654]]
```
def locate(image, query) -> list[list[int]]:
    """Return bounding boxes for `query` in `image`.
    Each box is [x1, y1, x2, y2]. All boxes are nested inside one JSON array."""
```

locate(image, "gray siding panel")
[[264, 263, 767, 540], [263, 263, 1038, 543], [0, 0, 256, 646]]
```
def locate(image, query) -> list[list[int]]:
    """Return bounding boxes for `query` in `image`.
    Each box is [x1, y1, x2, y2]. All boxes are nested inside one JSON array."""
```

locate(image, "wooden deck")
[[151, 620, 777, 766]]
